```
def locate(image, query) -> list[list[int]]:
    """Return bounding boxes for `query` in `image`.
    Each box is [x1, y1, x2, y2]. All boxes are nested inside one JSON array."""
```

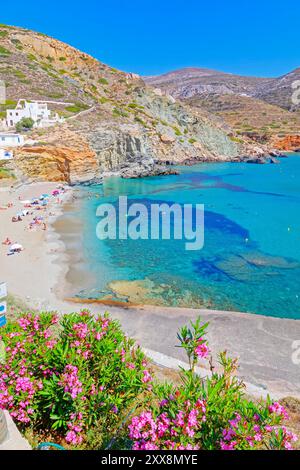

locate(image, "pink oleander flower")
[[46, 339, 57, 350], [73, 322, 89, 340], [59, 365, 83, 399], [220, 440, 237, 450], [17, 317, 31, 331], [194, 339, 209, 359], [269, 402, 289, 419], [141, 370, 152, 383]]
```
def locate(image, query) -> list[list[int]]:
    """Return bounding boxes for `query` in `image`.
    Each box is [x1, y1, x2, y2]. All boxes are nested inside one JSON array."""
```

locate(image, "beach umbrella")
[[52, 190, 59, 196], [10, 243, 23, 251]]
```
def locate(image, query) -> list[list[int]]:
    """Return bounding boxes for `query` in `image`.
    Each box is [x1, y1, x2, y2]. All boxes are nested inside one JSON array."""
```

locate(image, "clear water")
[[74, 155, 300, 318]]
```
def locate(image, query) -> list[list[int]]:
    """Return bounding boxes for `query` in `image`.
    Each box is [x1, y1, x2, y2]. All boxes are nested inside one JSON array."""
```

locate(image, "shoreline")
[[1, 180, 300, 399]]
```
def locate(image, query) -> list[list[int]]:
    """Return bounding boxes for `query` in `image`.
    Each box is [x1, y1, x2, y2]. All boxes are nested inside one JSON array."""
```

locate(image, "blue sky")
[[1, 0, 299, 77]]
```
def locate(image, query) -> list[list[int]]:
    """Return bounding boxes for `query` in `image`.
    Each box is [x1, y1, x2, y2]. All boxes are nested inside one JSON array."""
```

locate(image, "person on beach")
[[2, 238, 12, 245], [11, 216, 22, 222]]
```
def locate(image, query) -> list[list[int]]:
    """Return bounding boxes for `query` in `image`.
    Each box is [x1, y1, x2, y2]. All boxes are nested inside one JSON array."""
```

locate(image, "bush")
[[16, 117, 34, 132], [0, 311, 152, 448], [98, 77, 109, 85], [0, 46, 10, 56], [15, 117, 34, 132], [128, 318, 298, 450], [65, 102, 89, 114]]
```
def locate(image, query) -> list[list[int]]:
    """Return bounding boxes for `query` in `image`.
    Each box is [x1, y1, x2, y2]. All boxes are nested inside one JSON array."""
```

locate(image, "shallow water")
[[71, 154, 300, 318]]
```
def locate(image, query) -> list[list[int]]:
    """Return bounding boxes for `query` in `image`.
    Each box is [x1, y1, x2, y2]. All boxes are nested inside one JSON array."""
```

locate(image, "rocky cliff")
[[272, 135, 300, 151], [0, 25, 281, 184]]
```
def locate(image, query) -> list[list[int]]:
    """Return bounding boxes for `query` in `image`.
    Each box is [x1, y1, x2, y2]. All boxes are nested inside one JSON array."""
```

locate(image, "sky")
[[1, 0, 299, 77]]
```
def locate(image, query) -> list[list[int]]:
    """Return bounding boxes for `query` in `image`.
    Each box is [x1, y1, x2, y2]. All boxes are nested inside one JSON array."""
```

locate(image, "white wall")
[[0, 134, 24, 147]]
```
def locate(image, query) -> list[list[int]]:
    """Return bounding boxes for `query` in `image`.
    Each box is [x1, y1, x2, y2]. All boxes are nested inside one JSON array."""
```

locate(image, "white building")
[[0, 149, 13, 160], [0, 133, 24, 147], [5, 100, 64, 128]]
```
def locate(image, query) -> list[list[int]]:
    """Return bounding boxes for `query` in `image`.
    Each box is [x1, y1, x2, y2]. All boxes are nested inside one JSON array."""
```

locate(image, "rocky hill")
[[255, 68, 300, 111], [145, 67, 272, 99], [145, 67, 300, 147], [0, 26, 279, 184]]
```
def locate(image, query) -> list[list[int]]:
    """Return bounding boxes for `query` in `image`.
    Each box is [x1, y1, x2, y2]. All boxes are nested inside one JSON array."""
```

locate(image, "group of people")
[[2, 185, 68, 258]]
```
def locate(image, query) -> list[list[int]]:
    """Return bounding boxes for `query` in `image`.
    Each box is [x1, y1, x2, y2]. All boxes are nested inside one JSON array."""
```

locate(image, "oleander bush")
[[0, 311, 152, 447]]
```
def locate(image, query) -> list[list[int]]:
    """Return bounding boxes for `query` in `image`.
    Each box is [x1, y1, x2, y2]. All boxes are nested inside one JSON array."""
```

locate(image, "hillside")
[[0, 25, 278, 184], [145, 67, 272, 98], [145, 67, 300, 147]]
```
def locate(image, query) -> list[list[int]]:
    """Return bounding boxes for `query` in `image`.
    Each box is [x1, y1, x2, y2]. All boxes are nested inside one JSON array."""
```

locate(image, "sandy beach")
[[1, 181, 300, 400], [0, 181, 73, 310]]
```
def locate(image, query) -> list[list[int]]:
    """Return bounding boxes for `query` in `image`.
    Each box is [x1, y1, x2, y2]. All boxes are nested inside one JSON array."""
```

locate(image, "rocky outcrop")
[[14, 145, 97, 184], [118, 158, 179, 178], [272, 135, 300, 151]]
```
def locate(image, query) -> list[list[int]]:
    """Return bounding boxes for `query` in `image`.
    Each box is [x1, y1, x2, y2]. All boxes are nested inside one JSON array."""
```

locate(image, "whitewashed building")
[[0, 149, 13, 160], [0, 133, 24, 147], [5, 100, 64, 128]]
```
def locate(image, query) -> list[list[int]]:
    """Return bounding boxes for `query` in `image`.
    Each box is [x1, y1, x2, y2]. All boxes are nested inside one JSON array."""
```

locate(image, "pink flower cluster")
[[66, 412, 84, 445], [220, 407, 297, 450], [59, 365, 83, 399], [0, 357, 42, 424], [194, 338, 209, 359], [129, 398, 206, 450], [269, 402, 289, 419]]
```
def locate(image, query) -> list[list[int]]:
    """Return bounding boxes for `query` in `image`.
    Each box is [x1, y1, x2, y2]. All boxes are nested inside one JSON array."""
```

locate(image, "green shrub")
[[113, 107, 128, 118], [0, 311, 152, 448], [65, 102, 89, 113], [0, 46, 11, 56], [98, 77, 109, 85], [0, 30, 8, 38], [173, 126, 182, 136], [27, 53, 37, 61], [98, 96, 109, 104], [229, 135, 244, 144], [16, 117, 34, 132], [134, 116, 147, 126]]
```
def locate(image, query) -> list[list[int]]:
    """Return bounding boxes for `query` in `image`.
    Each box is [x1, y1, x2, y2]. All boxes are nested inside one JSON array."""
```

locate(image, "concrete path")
[[77, 303, 300, 399], [0, 411, 31, 450]]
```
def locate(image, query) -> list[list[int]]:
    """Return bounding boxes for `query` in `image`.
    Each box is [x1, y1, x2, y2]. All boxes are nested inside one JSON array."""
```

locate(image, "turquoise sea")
[[72, 154, 300, 318]]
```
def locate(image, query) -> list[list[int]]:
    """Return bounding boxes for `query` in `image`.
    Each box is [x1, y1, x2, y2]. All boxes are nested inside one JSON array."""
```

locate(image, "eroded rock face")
[[272, 135, 300, 151], [84, 124, 156, 172], [14, 145, 97, 184]]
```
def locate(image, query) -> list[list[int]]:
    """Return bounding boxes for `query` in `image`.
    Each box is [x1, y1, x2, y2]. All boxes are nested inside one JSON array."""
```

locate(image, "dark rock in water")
[[294, 148, 300, 153], [277, 152, 288, 158], [120, 157, 179, 178], [245, 156, 267, 164], [74, 177, 103, 186], [270, 157, 280, 164]]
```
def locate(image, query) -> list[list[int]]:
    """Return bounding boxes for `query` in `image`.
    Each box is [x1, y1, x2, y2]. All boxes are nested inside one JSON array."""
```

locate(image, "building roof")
[[0, 133, 22, 138]]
